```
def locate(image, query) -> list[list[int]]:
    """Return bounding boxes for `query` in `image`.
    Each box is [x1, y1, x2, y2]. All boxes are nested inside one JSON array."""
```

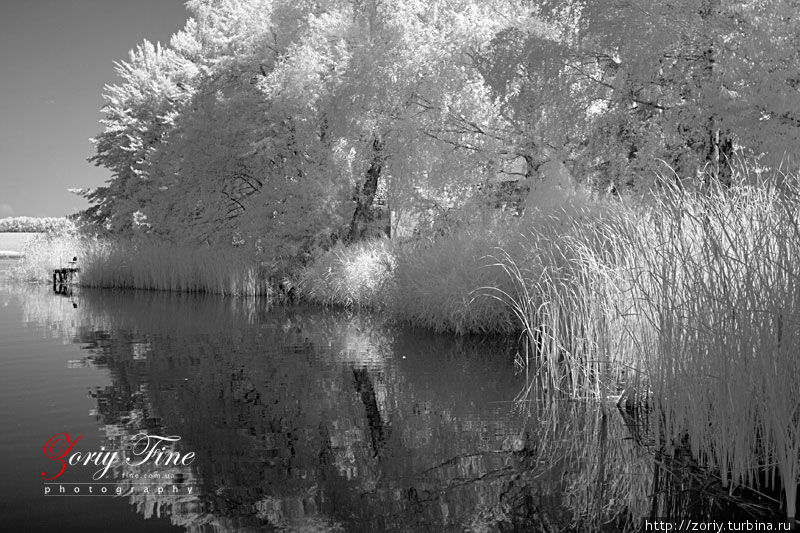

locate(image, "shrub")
[[298, 238, 396, 309]]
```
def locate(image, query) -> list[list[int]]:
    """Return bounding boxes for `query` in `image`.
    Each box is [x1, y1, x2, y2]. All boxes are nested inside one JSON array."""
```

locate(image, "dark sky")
[[0, 0, 189, 217]]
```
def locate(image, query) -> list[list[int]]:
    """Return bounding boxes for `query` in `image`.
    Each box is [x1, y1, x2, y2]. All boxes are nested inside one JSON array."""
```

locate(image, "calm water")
[[0, 262, 783, 532]]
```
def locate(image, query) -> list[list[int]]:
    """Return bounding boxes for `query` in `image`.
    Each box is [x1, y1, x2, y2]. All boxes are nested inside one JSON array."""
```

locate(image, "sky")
[[0, 0, 189, 218]]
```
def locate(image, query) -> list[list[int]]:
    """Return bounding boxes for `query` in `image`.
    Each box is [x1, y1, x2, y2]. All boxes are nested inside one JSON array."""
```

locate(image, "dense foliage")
[[83, 0, 800, 264]]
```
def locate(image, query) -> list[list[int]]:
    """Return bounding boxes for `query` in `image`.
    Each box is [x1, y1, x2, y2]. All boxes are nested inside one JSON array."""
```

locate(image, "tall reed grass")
[[494, 169, 800, 521], [11, 232, 270, 297], [10, 228, 96, 282], [79, 241, 269, 296], [393, 221, 519, 334]]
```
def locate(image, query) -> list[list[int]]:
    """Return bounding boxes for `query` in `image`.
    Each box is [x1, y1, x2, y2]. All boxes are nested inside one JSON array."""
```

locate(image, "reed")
[[638, 177, 800, 522], [495, 169, 800, 521], [10, 229, 269, 296], [393, 221, 519, 334], [484, 197, 633, 398], [9, 229, 97, 282], [79, 240, 269, 297]]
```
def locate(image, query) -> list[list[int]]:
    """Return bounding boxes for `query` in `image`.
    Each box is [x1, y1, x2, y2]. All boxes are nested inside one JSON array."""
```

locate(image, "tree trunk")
[[352, 367, 385, 457], [347, 137, 384, 243], [706, 126, 733, 188], [699, 0, 733, 189]]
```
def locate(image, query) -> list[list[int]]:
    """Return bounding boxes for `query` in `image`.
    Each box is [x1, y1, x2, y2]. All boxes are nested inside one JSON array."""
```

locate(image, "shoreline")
[[0, 231, 38, 258], [3, 258, 794, 523], [3, 224, 798, 521], [0, 251, 24, 259]]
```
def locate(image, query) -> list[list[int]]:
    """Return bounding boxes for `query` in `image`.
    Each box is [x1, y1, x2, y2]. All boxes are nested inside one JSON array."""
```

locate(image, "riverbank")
[[7, 169, 800, 521], [10, 234, 270, 297], [288, 170, 800, 523]]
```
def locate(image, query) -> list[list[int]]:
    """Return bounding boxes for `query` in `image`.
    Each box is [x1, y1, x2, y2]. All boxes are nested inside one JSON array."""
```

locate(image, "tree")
[[85, 41, 197, 231], [479, 0, 800, 191], [87, 0, 800, 255], [140, 0, 509, 250]]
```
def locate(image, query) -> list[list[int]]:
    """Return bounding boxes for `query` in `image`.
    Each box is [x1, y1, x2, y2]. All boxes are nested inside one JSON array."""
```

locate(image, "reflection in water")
[[1, 279, 785, 531]]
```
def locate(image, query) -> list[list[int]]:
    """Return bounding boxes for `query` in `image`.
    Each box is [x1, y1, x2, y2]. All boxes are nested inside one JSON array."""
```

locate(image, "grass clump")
[[298, 237, 396, 309], [631, 177, 800, 521], [297, 217, 520, 333], [493, 168, 800, 521], [393, 221, 520, 334], [79, 240, 269, 297], [9, 222, 95, 282], [11, 230, 269, 297]]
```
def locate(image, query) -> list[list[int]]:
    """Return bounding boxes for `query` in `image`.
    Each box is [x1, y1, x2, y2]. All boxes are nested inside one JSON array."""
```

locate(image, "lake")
[[0, 261, 785, 531], [0, 232, 37, 258]]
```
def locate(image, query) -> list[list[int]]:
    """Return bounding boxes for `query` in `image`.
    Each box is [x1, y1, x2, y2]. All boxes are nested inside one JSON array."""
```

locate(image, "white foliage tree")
[[86, 41, 197, 231], [479, 0, 800, 190]]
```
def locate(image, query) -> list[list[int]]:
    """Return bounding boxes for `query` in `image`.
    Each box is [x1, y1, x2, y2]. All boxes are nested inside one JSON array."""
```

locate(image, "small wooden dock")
[[53, 267, 80, 284], [53, 257, 80, 285]]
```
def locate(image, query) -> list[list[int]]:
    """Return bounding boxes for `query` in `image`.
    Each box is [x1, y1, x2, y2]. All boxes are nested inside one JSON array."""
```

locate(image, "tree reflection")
[[5, 281, 781, 531]]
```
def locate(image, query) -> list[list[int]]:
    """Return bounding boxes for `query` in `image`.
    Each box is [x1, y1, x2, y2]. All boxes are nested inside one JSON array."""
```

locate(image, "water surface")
[[3, 263, 776, 531]]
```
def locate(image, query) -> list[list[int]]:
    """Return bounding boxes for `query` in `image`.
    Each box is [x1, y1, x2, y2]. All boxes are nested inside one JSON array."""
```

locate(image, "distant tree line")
[[0, 217, 73, 233]]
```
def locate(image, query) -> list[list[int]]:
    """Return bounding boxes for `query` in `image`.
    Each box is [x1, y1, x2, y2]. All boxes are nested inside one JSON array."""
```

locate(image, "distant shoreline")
[[0, 232, 38, 256]]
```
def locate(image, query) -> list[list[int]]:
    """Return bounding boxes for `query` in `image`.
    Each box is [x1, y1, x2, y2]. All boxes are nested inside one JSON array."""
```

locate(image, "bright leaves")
[[86, 0, 800, 257]]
